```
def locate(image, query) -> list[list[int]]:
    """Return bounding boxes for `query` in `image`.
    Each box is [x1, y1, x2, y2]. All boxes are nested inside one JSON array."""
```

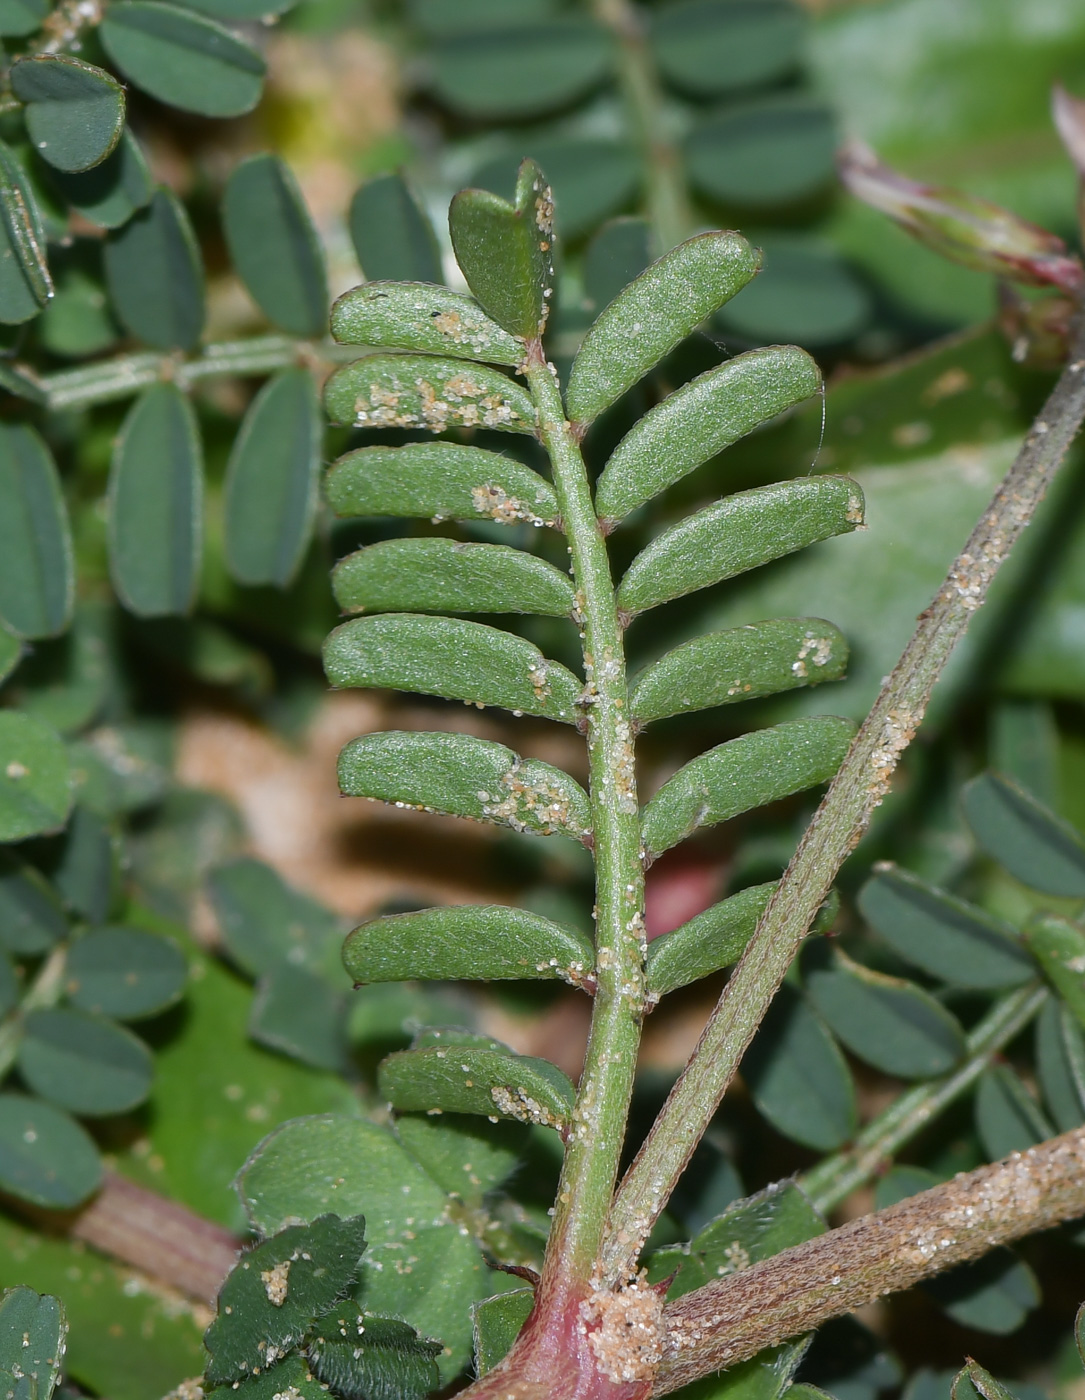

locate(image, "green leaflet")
[[66, 926, 187, 1020], [10, 57, 124, 174], [715, 236, 871, 349], [308, 1308, 442, 1400], [1026, 917, 1085, 1031], [222, 154, 327, 338], [631, 618, 847, 725], [325, 443, 558, 527], [991, 700, 1058, 810], [646, 881, 775, 1002], [224, 368, 322, 589], [0, 624, 20, 684], [1036, 999, 1085, 1132], [963, 771, 1085, 897], [336, 731, 591, 843], [207, 856, 341, 979], [51, 803, 122, 922], [594, 346, 821, 522], [448, 158, 553, 339], [0, 0, 46, 36], [0, 423, 74, 640], [641, 715, 855, 859], [395, 1113, 524, 1204], [51, 128, 153, 229], [103, 188, 204, 350], [172, 0, 296, 19], [0, 855, 67, 954], [343, 903, 594, 990], [473, 1289, 534, 1377], [975, 1064, 1053, 1162], [924, 1250, 1040, 1336], [566, 231, 761, 427], [250, 964, 348, 1072], [210, 1354, 329, 1400], [685, 94, 837, 207], [0, 1288, 66, 1400], [99, 1, 265, 118], [617, 477, 864, 616], [858, 863, 1033, 990], [331, 282, 523, 366], [332, 538, 575, 618], [348, 173, 442, 284], [18, 1008, 153, 1115], [108, 382, 203, 617], [0, 140, 51, 323], [379, 1040, 575, 1130], [471, 139, 639, 243], [324, 614, 582, 723], [0, 711, 72, 841], [324, 353, 536, 434], [649, 0, 806, 97], [0, 1094, 101, 1208], [954, 1362, 1021, 1400], [583, 216, 651, 313]]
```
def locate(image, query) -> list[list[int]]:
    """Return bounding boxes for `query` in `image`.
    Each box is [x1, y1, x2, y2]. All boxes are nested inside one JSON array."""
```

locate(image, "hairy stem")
[[655, 1125, 1085, 1394], [602, 315, 1085, 1285], [800, 982, 1048, 1213]]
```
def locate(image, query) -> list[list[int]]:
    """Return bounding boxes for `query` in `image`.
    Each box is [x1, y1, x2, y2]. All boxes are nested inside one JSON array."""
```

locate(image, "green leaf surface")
[[65, 925, 186, 1019], [344, 902, 594, 989], [348, 173, 442, 285], [471, 139, 639, 243], [0, 1288, 65, 1400], [18, 1007, 153, 1116], [954, 1361, 1020, 1400], [223, 154, 327, 337], [0, 952, 16, 1020], [0, 711, 72, 842], [641, 715, 854, 859], [631, 618, 847, 725], [209, 1354, 328, 1400], [963, 772, 1085, 897], [473, 1288, 534, 1377], [0, 0, 46, 37], [332, 538, 574, 619], [0, 1094, 101, 1208], [646, 881, 775, 1002], [583, 217, 651, 314], [651, 0, 806, 96], [69, 720, 171, 819], [308, 1308, 441, 1400], [39, 252, 119, 358], [1026, 918, 1085, 1031], [991, 700, 1058, 809], [741, 982, 856, 1151], [51, 128, 153, 229], [0, 855, 66, 954], [0, 140, 51, 323], [379, 1040, 575, 1129], [331, 281, 523, 366], [336, 730, 591, 842], [685, 95, 836, 206], [11, 57, 124, 174], [395, 1112, 524, 1204], [207, 856, 341, 980], [237, 1114, 490, 1381], [324, 613, 581, 723], [224, 368, 321, 589], [449, 159, 553, 339], [171, 0, 296, 19], [108, 382, 202, 617], [617, 477, 864, 616], [409, 0, 557, 37], [50, 804, 121, 923], [858, 864, 1033, 989], [99, 1, 265, 118], [6, 604, 115, 737], [1036, 999, 1085, 1132], [975, 1065, 1053, 1162], [324, 353, 535, 434], [250, 964, 347, 1073], [924, 1250, 1040, 1335], [103, 187, 204, 349], [0, 424, 73, 640], [204, 1214, 367, 1385], [0, 624, 21, 684], [596, 346, 821, 523], [668, 1339, 811, 1400], [325, 442, 557, 527], [567, 232, 760, 428], [714, 236, 871, 349]]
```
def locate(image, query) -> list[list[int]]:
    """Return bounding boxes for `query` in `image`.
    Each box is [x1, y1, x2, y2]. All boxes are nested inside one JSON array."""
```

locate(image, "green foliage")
[[0, 426, 73, 640], [10, 58, 124, 175], [0, 1287, 65, 1400], [103, 190, 204, 350]]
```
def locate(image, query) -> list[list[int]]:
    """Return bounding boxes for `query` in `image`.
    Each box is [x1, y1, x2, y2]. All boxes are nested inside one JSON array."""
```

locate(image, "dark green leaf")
[[975, 1065, 1053, 1162], [631, 618, 848, 725], [348, 173, 442, 285], [69, 720, 172, 819], [103, 188, 203, 349], [1036, 999, 1085, 1132], [924, 1250, 1039, 1335], [409, 0, 555, 37], [429, 19, 611, 119], [99, 2, 265, 118], [0, 1095, 101, 1208], [337, 730, 591, 842], [39, 250, 119, 358], [324, 614, 582, 723], [250, 964, 348, 1072], [583, 217, 652, 314], [0, 625, 20, 685], [963, 771, 1085, 896], [0, 712, 72, 842], [324, 353, 535, 433], [18, 1008, 153, 1116], [567, 231, 761, 427], [10, 57, 124, 174], [617, 477, 864, 616], [0, 0, 46, 37], [858, 864, 1033, 990], [873, 1165, 941, 1210], [676, 1181, 825, 1299], [222, 154, 326, 337], [65, 925, 186, 1020], [0, 1287, 65, 1400], [0, 952, 17, 1021], [471, 139, 639, 243], [224, 368, 321, 589], [308, 1308, 441, 1400], [595, 346, 821, 522], [332, 538, 574, 618], [344, 903, 594, 990], [805, 947, 965, 1079], [0, 424, 73, 640], [1026, 917, 1085, 1031], [171, 0, 296, 20], [331, 281, 522, 365], [646, 881, 775, 1002], [714, 236, 871, 348], [108, 382, 202, 617], [449, 158, 553, 339], [651, 0, 805, 97], [641, 715, 854, 859], [0, 855, 66, 954], [204, 1214, 368, 1385], [207, 857, 340, 979], [50, 128, 153, 230], [394, 1112, 524, 1203], [953, 1361, 1019, 1400], [473, 1288, 533, 1377], [379, 1040, 575, 1129], [325, 442, 558, 527], [991, 700, 1058, 809], [741, 982, 856, 1151], [686, 95, 837, 206], [50, 804, 120, 922], [0, 140, 51, 323], [208, 1354, 328, 1400]]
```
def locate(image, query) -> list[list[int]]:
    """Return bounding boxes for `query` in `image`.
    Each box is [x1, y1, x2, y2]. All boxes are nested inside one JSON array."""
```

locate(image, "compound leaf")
[[0, 1094, 101, 1208], [962, 771, 1085, 897], [566, 231, 761, 427], [379, 1040, 575, 1130], [641, 715, 854, 859], [51, 127, 153, 229], [324, 353, 535, 434], [349, 173, 442, 284], [17, 1008, 153, 1116], [103, 187, 204, 350], [617, 477, 864, 616], [0, 711, 72, 842], [0, 140, 51, 323], [650, 0, 806, 97], [0, 1287, 66, 1400], [646, 881, 775, 1002], [207, 856, 341, 979], [1035, 999, 1085, 1132], [595, 345, 820, 522], [308, 1308, 441, 1400], [1026, 917, 1085, 1031], [10, 57, 124, 174], [975, 1065, 1053, 1162], [331, 282, 522, 366], [0, 424, 73, 640], [65, 925, 187, 1020]]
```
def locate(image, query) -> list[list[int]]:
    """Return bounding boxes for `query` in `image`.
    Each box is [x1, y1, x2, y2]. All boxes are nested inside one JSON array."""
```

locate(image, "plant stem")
[[592, 0, 692, 252], [800, 982, 1048, 1213], [601, 315, 1085, 1287]]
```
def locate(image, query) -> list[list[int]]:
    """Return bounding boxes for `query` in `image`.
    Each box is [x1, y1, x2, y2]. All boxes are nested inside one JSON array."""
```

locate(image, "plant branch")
[[800, 982, 1048, 1213], [601, 313, 1085, 1286], [654, 1125, 1085, 1395]]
